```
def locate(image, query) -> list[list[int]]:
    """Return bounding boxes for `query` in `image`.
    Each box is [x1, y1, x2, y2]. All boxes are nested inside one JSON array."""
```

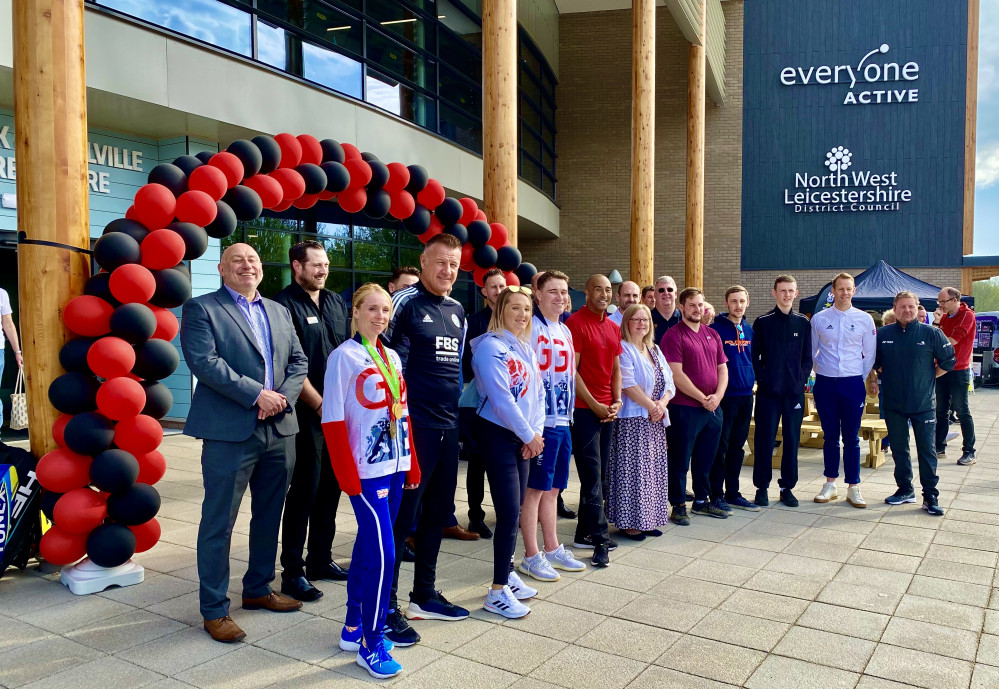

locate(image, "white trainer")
[[846, 484, 867, 508], [519, 552, 561, 582], [814, 482, 838, 503], [507, 570, 538, 600], [546, 544, 587, 572], [484, 585, 531, 619]]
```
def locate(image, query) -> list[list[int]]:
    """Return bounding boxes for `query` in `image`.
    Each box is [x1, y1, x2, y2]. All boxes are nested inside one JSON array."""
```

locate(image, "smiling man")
[[609, 280, 641, 326]]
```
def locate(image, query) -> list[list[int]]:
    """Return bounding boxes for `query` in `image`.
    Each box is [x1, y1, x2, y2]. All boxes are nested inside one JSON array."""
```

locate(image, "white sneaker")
[[507, 570, 538, 600], [484, 585, 531, 619], [846, 485, 866, 508], [519, 552, 561, 582], [814, 482, 838, 503], [546, 544, 587, 572]]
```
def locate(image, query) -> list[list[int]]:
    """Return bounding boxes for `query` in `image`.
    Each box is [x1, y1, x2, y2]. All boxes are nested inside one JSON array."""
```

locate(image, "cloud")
[[978, 143, 999, 188]]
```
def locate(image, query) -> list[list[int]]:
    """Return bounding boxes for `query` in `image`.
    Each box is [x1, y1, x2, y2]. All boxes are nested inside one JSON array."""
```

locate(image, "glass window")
[[315, 221, 351, 239], [521, 126, 541, 163], [353, 241, 395, 272], [439, 103, 482, 152], [322, 237, 351, 268], [303, 41, 363, 98], [520, 156, 542, 189], [366, 0, 435, 51], [256, 20, 288, 70], [98, 0, 252, 56], [244, 228, 297, 264], [365, 29, 433, 89], [326, 270, 353, 298], [366, 69, 437, 128], [400, 246, 422, 267], [259, 266, 291, 298], [438, 0, 481, 50], [256, 0, 363, 55], [439, 64, 479, 118], [354, 226, 397, 243], [520, 95, 542, 133]]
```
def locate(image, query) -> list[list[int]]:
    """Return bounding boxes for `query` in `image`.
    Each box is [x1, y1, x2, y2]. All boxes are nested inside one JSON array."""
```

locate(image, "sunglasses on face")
[[657, 287, 675, 293]]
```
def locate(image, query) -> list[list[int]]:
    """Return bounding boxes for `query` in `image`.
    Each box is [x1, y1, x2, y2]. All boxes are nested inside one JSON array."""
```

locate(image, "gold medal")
[[389, 420, 397, 439], [392, 402, 404, 419]]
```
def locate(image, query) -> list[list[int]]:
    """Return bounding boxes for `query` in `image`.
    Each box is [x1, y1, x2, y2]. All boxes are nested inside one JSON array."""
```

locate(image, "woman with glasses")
[[607, 304, 675, 539], [471, 285, 546, 618]]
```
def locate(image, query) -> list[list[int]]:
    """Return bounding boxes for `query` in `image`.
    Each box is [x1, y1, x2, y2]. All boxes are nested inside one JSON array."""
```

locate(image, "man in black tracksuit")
[[751, 276, 812, 507]]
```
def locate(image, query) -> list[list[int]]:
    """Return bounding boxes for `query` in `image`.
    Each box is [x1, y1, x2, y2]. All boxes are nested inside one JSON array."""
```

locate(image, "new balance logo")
[[794, 403, 801, 409], [826, 325, 834, 329], [423, 314, 433, 323]]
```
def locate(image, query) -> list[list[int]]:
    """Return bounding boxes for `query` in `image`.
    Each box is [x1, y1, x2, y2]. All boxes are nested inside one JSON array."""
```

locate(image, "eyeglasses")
[[507, 285, 533, 296], [937, 297, 956, 305], [630, 317, 651, 324], [657, 287, 675, 293]]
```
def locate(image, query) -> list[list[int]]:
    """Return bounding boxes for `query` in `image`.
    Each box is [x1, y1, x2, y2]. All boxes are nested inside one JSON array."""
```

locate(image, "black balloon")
[[443, 223, 468, 245], [320, 162, 350, 193], [86, 523, 137, 568], [405, 165, 429, 194], [361, 151, 381, 163], [205, 200, 237, 239], [106, 483, 161, 526], [466, 220, 492, 247], [366, 161, 390, 190], [64, 412, 116, 456], [226, 139, 263, 178], [83, 273, 121, 308], [473, 244, 498, 269], [195, 151, 215, 165], [170, 261, 192, 279], [514, 262, 538, 286], [133, 339, 180, 380], [363, 189, 391, 219], [94, 232, 142, 272], [48, 372, 100, 415], [103, 218, 149, 244], [110, 303, 157, 344], [296, 163, 327, 195], [40, 491, 62, 521], [147, 164, 188, 197], [141, 381, 174, 419], [90, 449, 140, 494], [252, 135, 282, 175], [223, 186, 263, 222], [150, 269, 191, 309], [59, 338, 96, 373], [320, 139, 345, 164], [496, 245, 523, 272], [172, 155, 203, 176], [402, 205, 431, 235], [167, 222, 209, 261], [436, 197, 463, 225]]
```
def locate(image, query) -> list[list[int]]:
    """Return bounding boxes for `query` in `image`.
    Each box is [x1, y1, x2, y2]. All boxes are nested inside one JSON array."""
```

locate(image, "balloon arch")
[[36, 133, 537, 569]]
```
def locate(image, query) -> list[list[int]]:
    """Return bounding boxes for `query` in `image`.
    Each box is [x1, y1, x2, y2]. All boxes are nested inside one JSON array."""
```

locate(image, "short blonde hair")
[[620, 304, 655, 350], [488, 287, 533, 343], [893, 290, 919, 306], [882, 309, 896, 325], [350, 283, 392, 336], [832, 272, 855, 289]]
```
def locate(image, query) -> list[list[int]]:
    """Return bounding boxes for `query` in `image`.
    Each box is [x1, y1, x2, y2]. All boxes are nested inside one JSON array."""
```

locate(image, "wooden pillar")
[[963, 0, 979, 256], [482, 0, 518, 245], [14, 0, 91, 457], [685, 1, 706, 289], [629, 0, 655, 287]]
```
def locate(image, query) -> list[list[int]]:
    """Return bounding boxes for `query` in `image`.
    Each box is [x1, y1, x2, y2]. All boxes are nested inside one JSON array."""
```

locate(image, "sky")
[[975, 2, 999, 255]]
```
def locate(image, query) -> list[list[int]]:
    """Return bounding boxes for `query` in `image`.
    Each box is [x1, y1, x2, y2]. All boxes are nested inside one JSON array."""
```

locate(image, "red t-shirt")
[[566, 307, 623, 408], [661, 320, 728, 407], [940, 303, 975, 370]]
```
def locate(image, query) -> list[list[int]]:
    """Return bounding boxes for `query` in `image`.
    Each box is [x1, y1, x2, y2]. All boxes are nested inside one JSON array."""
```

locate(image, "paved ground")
[[2, 390, 999, 689]]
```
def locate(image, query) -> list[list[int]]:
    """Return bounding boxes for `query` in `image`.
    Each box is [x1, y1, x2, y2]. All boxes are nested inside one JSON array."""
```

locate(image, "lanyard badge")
[[362, 336, 403, 438]]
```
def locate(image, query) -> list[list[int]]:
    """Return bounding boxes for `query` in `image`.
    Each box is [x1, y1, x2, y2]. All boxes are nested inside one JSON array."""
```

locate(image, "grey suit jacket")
[[181, 287, 308, 442]]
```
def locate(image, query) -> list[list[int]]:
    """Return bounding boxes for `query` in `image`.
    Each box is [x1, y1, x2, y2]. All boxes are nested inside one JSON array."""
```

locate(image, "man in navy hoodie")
[[710, 286, 758, 512]]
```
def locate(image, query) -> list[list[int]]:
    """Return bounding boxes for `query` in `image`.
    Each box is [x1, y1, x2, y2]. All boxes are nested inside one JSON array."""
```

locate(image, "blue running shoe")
[[356, 641, 402, 679], [339, 625, 394, 653], [407, 591, 469, 621]]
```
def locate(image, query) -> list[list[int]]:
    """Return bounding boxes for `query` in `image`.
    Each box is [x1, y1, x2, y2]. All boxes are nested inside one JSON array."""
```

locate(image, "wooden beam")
[[629, 0, 655, 288], [482, 0, 518, 246], [685, 0, 706, 290], [964, 0, 979, 256], [14, 0, 91, 458]]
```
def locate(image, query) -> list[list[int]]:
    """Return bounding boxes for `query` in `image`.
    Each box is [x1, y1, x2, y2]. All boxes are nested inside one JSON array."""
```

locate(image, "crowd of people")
[[179, 239, 979, 680]]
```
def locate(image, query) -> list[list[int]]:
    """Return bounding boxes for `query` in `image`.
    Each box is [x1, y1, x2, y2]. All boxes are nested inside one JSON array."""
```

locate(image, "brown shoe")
[[442, 524, 481, 541], [241, 591, 303, 612], [204, 616, 246, 643]]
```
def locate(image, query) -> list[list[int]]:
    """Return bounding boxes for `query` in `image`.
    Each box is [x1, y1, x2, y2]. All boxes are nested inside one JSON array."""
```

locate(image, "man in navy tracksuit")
[[751, 275, 812, 507], [709, 287, 757, 511]]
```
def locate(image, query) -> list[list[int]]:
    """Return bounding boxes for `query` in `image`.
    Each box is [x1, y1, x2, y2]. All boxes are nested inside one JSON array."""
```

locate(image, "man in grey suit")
[[181, 243, 309, 643]]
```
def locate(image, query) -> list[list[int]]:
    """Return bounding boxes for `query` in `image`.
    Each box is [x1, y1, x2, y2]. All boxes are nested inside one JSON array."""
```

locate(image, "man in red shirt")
[[933, 287, 976, 465], [565, 274, 622, 567]]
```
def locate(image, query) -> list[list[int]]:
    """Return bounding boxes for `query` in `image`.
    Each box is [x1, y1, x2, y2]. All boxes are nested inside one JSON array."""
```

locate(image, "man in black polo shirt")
[[272, 240, 350, 601], [652, 275, 681, 344]]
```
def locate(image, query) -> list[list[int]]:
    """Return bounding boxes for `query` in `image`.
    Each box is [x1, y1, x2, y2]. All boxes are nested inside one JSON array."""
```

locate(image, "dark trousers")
[[666, 404, 723, 505], [885, 409, 938, 500], [280, 408, 341, 580], [479, 419, 528, 585], [460, 407, 487, 524], [198, 422, 293, 620], [753, 390, 803, 491], [389, 426, 459, 609], [935, 369, 975, 453], [813, 374, 865, 485], [571, 408, 612, 542], [711, 395, 753, 500]]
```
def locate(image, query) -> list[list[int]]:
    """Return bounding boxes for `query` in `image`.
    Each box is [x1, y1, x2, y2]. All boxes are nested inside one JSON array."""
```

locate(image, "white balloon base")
[[60, 558, 145, 595]]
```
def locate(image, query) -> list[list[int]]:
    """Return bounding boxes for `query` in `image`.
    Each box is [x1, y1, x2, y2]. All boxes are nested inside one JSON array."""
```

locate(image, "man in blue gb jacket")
[[709, 286, 757, 511], [870, 291, 955, 516]]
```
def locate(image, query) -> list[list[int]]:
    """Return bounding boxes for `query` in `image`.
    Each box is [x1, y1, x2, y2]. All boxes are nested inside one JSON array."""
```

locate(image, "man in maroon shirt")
[[661, 287, 729, 525], [933, 287, 976, 465], [565, 274, 622, 567]]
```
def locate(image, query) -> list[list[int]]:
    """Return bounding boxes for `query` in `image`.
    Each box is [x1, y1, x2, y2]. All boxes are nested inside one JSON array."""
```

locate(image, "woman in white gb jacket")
[[322, 284, 419, 680], [471, 286, 545, 619]]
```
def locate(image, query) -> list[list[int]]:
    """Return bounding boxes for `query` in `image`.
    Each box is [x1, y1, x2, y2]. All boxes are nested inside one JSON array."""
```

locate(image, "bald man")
[[609, 281, 641, 326], [181, 243, 309, 643]]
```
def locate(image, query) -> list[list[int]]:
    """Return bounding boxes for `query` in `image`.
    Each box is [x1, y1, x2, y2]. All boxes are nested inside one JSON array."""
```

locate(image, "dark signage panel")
[[741, 0, 968, 271]]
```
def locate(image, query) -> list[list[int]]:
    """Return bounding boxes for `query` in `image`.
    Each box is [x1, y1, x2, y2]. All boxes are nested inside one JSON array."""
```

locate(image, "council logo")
[[783, 147, 913, 214], [779, 43, 920, 106]]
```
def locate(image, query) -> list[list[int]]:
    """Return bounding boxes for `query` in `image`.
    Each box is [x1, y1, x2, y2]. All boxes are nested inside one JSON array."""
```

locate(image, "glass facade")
[[89, 0, 558, 199]]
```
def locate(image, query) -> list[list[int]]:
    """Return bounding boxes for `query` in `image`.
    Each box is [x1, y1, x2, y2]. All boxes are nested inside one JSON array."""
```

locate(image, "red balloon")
[[136, 450, 167, 485], [141, 230, 187, 271], [209, 152, 244, 188], [274, 133, 303, 169], [109, 264, 156, 304], [297, 134, 323, 165], [459, 197, 478, 226], [338, 186, 367, 214], [188, 165, 228, 201], [344, 158, 372, 188], [472, 265, 490, 287], [389, 191, 416, 220], [504, 271, 521, 287], [487, 222, 509, 249], [269, 168, 306, 203], [133, 184, 177, 230], [474, 209, 488, 222], [244, 175, 284, 209], [64, 296, 113, 337], [40, 525, 88, 565], [87, 336, 137, 379], [272, 199, 293, 212], [52, 413, 72, 447], [114, 415, 163, 456], [460, 243, 475, 272], [417, 224, 443, 244], [150, 306, 179, 341], [54, 488, 108, 534], [129, 517, 162, 553], [341, 142, 362, 161], [97, 377, 146, 420], [175, 190, 218, 227], [417, 179, 446, 209], [318, 190, 337, 201], [384, 162, 411, 193], [293, 192, 320, 210], [124, 205, 139, 222], [36, 448, 93, 493]]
